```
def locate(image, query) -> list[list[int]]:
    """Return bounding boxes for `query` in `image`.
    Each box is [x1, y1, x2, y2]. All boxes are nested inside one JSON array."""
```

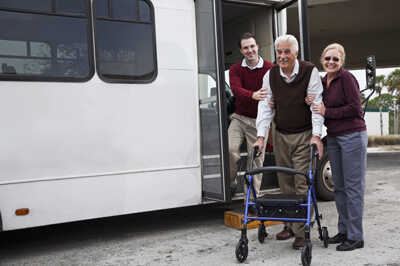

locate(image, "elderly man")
[[253, 34, 324, 249]]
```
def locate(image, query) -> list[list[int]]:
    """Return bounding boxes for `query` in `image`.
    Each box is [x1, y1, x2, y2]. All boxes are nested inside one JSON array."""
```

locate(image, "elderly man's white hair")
[[274, 34, 299, 53]]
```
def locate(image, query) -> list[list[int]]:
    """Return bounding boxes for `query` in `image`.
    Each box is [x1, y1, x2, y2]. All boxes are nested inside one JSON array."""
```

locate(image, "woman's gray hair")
[[274, 34, 299, 53]]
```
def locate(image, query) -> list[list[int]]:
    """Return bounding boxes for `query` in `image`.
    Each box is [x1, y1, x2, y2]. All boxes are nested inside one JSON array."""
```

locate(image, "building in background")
[[364, 108, 389, 136]]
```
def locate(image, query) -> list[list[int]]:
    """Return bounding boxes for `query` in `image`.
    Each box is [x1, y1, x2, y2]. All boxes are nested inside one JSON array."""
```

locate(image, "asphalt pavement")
[[0, 148, 400, 266]]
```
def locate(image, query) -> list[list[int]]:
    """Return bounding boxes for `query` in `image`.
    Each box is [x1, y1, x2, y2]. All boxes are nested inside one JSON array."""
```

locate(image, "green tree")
[[386, 69, 400, 134], [367, 93, 398, 134], [375, 75, 386, 135], [368, 93, 397, 110]]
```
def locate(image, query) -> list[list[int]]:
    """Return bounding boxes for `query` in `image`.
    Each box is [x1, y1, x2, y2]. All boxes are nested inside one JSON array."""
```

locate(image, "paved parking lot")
[[0, 150, 400, 265]]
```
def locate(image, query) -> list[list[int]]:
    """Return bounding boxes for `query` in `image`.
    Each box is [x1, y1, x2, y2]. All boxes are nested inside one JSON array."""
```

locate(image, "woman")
[[312, 43, 367, 252]]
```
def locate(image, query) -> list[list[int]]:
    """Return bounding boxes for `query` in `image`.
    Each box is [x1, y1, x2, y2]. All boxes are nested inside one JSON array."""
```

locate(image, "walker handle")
[[249, 145, 260, 171], [253, 145, 259, 155], [245, 166, 307, 178], [310, 143, 318, 157], [309, 143, 319, 170]]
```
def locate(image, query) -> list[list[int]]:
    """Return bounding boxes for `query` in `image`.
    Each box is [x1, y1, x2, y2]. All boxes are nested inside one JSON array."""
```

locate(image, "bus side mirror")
[[366, 55, 376, 89], [362, 55, 376, 117]]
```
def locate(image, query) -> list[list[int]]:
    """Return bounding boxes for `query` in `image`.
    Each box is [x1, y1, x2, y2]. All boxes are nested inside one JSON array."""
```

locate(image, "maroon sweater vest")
[[270, 61, 315, 134]]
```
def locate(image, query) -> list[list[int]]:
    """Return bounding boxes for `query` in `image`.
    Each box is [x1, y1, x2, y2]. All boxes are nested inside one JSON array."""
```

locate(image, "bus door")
[[195, 0, 230, 202]]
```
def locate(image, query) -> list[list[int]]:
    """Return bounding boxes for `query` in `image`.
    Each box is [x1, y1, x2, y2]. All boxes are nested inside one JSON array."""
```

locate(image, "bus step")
[[224, 210, 282, 230]]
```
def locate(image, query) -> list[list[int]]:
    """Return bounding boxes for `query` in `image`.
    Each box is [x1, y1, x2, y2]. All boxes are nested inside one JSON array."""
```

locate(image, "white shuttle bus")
[[0, 0, 313, 231]]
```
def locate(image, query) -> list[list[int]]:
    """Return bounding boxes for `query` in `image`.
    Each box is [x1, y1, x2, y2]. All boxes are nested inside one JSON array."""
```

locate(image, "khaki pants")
[[273, 129, 313, 237], [228, 113, 267, 199]]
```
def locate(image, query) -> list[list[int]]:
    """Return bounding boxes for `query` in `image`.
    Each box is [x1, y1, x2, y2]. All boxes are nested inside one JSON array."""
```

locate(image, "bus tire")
[[315, 150, 334, 201]]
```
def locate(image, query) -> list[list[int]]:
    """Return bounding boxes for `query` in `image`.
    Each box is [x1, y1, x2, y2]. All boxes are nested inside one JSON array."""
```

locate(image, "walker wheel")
[[258, 224, 268, 243], [235, 238, 249, 262], [323, 227, 329, 248], [301, 242, 312, 266]]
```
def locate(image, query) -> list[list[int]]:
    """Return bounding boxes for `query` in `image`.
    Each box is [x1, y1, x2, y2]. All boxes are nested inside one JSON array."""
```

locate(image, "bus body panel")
[[0, 0, 203, 231], [0, 167, 201, 231], [0, 72, 200, 180]]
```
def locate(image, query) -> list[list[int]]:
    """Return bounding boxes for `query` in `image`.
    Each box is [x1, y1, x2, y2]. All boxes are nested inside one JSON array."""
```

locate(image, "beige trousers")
[[228, 113, 267, 199], [273, 129, 313, 238]]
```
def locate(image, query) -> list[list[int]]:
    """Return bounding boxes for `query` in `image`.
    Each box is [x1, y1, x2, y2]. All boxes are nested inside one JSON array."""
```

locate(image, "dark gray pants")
[[327, 130, 367, 241]]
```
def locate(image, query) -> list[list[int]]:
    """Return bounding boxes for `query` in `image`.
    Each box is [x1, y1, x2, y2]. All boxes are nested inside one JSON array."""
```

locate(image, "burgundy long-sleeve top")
[[229, 59, 274, 119], [322, 67, 366, 137]]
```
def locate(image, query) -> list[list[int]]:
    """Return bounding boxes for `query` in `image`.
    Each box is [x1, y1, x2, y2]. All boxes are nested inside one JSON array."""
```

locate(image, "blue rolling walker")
[[235, 144, 329, 266]]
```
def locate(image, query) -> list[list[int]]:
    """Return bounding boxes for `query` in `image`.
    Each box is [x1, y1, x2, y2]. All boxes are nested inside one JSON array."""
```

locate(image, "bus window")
[[113, 0, 137, 20], [0, 1, 93, 81], [138, 0, 151, 21], [95, 0, 157, 83], [55, 0, 86, 15], [0, 0, 85, 14], [0, 0, 51, 12]]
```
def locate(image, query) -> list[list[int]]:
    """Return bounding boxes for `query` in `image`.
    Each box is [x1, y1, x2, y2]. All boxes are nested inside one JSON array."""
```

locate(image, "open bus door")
[[195, 0, 230, 202]]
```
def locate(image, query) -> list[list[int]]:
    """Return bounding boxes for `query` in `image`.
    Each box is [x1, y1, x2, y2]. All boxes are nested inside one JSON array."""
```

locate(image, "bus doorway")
[[221, 1, 280, 198]]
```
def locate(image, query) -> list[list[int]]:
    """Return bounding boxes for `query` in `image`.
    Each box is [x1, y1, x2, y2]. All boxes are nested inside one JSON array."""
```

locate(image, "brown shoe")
[[276, 226, 295, 240], [293, 237, 305, 249]]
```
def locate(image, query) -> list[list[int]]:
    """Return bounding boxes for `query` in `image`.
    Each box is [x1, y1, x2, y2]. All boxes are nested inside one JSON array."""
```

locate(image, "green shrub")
[[368, 135, 400, 147]]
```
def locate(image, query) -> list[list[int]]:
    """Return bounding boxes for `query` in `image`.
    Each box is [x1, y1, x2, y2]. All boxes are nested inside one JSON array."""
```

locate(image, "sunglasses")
[[324, 56, 340, 62]]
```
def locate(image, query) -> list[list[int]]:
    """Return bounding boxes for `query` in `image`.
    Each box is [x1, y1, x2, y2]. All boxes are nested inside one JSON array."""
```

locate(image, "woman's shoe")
[[328, 233, 347, 244], [337, 240, 364, 251]]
